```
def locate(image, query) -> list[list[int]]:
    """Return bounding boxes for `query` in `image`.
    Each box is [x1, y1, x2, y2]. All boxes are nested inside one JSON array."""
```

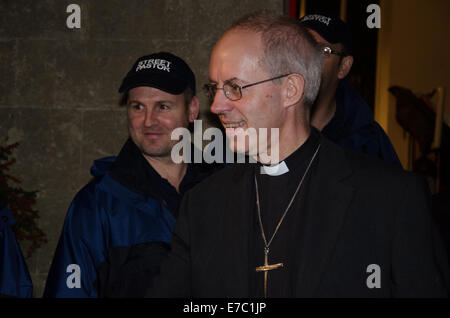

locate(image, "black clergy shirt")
[[249, 127, 321, 297]]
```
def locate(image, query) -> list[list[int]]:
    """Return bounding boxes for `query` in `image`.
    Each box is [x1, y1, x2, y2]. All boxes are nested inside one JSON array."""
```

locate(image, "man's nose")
[[210, 90, 233, 115], [144, 108, 159, 127]]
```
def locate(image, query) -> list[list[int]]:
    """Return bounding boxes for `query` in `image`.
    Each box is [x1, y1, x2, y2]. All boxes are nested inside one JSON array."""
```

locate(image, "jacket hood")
[[90, 157, 116, 178]]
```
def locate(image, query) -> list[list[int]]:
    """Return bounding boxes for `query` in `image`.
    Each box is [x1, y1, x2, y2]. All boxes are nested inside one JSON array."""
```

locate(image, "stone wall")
[[0, 0, 283, 297]]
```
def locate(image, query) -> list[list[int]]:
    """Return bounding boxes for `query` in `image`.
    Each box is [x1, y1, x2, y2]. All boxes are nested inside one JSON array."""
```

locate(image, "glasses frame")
[[204, 74, 290, 102], [322, 46, 345, 57]]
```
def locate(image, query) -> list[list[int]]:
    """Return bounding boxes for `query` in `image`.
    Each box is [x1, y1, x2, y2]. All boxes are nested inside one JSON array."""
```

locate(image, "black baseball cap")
[[118, 52, 196, 95], [299, 13, 352, 53]]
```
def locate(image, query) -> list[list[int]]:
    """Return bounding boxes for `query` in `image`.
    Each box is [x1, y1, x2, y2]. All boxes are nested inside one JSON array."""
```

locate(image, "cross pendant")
[[255, 247, 283, 298]]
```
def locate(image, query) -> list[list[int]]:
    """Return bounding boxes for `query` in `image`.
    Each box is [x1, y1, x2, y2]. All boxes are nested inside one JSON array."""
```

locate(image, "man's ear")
[[283, 74, 305, 108], [338, 55, 353, 79], [188, 96, 200, 122]]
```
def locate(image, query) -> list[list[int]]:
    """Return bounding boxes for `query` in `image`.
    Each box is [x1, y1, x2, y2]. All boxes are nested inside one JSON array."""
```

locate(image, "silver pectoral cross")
[[255, 247, 283, 298]]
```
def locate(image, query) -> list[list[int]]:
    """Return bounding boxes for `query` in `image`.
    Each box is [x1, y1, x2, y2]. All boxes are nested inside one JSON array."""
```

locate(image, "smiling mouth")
[[222, 121, 246, 128], [144, 131, 165, 138]]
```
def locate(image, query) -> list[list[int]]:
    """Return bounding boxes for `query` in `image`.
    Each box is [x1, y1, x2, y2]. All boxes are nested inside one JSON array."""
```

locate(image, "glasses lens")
[[322, 46, 332, 55], [223, 83, 241, 101]]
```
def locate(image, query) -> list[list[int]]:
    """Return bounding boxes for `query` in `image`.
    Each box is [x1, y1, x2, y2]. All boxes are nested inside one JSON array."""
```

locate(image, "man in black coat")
[[148, 13, 449, 297]]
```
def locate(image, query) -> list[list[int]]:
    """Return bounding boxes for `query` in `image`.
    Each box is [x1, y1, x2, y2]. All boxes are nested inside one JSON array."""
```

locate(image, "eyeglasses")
[[203, 74, 290, 102], [322, 46, 345, 57]]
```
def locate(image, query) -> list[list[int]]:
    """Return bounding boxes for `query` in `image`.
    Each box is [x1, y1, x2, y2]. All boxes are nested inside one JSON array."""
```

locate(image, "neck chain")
[[254, 143, 321, 298]]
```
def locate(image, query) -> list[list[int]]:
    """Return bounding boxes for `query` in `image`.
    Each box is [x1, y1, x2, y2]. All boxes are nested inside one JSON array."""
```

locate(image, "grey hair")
[[229, 12, 322, 108]]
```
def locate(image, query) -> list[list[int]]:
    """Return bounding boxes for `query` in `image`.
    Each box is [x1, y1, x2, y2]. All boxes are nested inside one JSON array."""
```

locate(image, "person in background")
[[0, 194, 33, 298], [44, 52, 221, 297], [300, 13, 401, 167]]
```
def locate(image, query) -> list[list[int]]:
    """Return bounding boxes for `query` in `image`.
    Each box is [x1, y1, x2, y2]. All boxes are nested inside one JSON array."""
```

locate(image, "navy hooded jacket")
[[43, 139, 220, 297], [0, 205, 33, 298], [322, 79, 402, 167]]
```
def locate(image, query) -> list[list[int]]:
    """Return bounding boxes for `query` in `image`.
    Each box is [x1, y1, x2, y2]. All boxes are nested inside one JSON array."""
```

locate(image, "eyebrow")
[[208, 77, 240, 85], [127, 99, 141, 104]]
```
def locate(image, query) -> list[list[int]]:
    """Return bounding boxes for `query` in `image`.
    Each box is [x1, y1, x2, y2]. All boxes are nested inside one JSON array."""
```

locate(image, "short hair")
[[119, 86, 195, 107], [229, 12, 322, 108]]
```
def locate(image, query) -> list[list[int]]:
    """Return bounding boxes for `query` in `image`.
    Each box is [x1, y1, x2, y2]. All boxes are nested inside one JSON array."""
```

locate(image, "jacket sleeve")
[[0, 207, 33, 298], [392, 174, 450, 296], [96, 242, 169, 297], [43, 183, 107, 298], [146, 192, 192, 297]]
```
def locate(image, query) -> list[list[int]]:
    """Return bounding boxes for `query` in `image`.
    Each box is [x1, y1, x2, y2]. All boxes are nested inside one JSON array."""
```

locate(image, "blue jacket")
[[322, 79, 402, 167], [0, 206, 33, 298], [44, 139, 220, 297]]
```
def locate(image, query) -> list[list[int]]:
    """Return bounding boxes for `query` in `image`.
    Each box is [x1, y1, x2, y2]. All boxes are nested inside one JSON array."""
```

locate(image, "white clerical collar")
[[260, 161, 290, 176]]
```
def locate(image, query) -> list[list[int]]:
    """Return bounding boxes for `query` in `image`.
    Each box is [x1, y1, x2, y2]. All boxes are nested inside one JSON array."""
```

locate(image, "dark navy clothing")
[[0, 206, 33, 298], [322, 79, 401, 167], [43, 139, 220, 298]]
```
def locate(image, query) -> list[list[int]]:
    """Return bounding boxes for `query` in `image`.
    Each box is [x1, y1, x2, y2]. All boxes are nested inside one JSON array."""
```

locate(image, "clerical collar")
[[260, 161, 289, 176], [259, 127, 320, 177]]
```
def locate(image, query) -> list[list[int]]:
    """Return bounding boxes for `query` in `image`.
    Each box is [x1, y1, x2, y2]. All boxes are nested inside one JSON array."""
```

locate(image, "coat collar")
[[109, 138, 222, 200]]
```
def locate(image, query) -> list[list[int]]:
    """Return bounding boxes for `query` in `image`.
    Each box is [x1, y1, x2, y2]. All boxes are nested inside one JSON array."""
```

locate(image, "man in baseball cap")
[[118, 51, 196, 95], [44, 52, 220, 297], [300, 13, 401, 166]]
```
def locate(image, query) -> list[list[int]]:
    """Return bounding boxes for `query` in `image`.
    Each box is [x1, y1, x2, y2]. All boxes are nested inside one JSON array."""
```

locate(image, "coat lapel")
[[220, 163, 256, 296], [295, 138, 356, 297]]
